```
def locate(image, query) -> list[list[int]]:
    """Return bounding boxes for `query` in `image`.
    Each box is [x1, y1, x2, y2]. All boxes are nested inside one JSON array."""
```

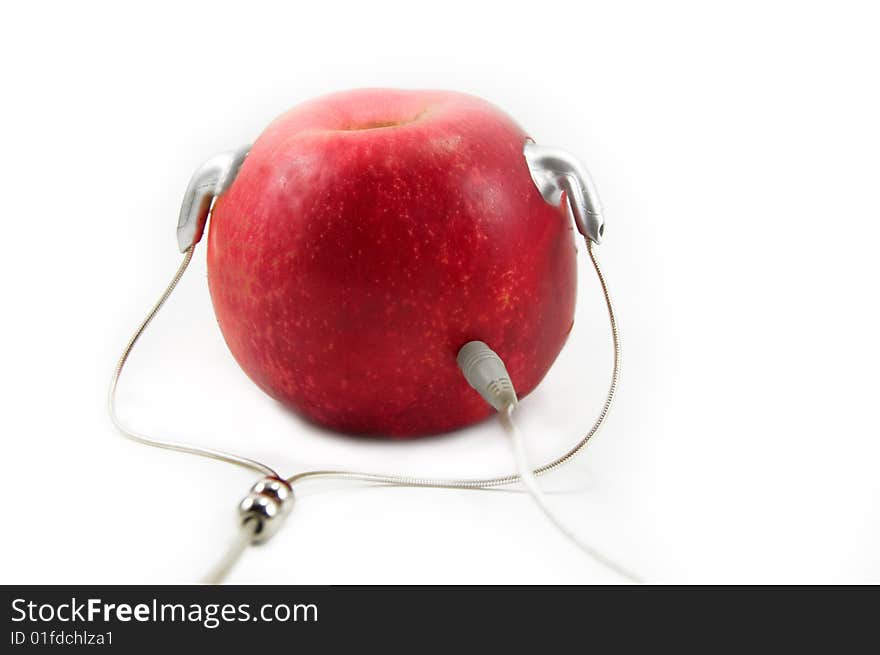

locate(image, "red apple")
[[207, 89, 576, 437]]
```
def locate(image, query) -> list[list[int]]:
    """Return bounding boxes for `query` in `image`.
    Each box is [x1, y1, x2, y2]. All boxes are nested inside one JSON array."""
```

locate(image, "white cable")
[[201, 519, 259, 584], [500, 404, 642, 583]]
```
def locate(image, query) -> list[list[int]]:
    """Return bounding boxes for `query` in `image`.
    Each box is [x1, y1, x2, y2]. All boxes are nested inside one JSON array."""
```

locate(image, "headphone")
[[111, 91, 637, 582]]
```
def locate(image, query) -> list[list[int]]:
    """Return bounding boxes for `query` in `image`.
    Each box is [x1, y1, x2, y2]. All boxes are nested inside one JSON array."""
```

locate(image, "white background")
[[1, 1, 878, 584]]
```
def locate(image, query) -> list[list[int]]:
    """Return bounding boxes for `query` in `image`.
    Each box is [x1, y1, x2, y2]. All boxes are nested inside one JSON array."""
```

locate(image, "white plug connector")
[[456, 341, 517, 412]]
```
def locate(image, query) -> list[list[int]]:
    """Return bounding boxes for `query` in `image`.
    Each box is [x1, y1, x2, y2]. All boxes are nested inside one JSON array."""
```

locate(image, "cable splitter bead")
[[238, 476, 294, 543]]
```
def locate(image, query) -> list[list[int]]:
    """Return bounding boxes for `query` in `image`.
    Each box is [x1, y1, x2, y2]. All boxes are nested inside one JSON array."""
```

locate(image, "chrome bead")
[[238, 476, 294, 543], [251, 477, 294, 512]]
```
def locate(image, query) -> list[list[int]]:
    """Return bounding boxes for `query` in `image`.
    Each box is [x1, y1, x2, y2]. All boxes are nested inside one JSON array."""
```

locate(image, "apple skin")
[[207, 89, 576, 437]]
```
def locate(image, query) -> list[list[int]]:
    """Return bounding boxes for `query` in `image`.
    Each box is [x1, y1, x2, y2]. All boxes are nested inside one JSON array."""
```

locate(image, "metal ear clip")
[[523, 141, 605, 244], [176, 144, 251, 252]]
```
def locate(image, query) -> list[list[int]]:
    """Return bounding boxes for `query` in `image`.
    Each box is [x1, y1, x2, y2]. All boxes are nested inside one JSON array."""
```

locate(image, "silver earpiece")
[[523, 141, 605, 244], [176, 144, 251, 252], [176, 141, 604, 251]]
